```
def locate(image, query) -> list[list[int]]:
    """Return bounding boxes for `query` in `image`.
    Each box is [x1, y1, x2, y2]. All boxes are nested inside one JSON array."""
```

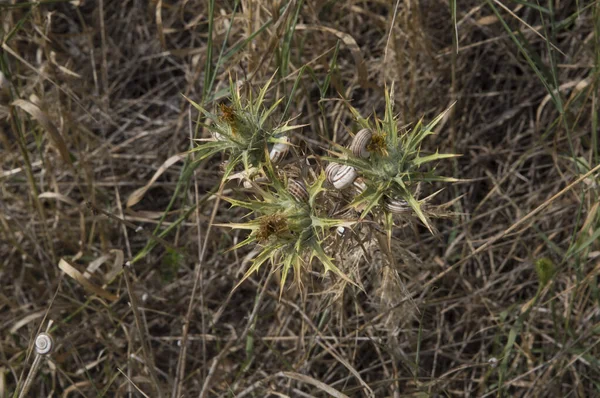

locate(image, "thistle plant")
[[325, 86, 458, 237], [185, 74, 302, 183], [188, 80, 457, 293], [216, 159, 356, 295]]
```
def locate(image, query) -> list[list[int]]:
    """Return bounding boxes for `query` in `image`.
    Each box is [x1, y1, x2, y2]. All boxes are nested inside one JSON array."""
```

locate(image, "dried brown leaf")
[[38, 192, 79, 207], [106, 249, 124, 282], [12, 99, 71, 165], [58, 259, 118, 301], [126, 153, 185, 207], [9, 310, 45, 334]]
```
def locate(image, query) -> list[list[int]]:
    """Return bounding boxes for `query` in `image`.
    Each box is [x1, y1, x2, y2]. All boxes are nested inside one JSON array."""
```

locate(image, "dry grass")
[[1, 0, 600, 397]]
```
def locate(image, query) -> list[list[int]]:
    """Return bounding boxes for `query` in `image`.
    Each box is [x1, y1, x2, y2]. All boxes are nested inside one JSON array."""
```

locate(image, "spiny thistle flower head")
[[185, 74, 302, 180], [326, 85, 459, 234], [216, 160, 356, 295]]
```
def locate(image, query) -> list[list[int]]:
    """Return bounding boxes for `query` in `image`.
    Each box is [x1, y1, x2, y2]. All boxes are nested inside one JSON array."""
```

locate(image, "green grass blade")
[[202, 0, 215, 102]]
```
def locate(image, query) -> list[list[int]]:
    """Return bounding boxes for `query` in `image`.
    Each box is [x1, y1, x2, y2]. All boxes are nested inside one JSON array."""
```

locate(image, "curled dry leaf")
[[9, 311, 45, 334], [126, 153, 186, 207], [12, 99, 71, 165], [84, 254, 111, 278], [58, 259, 118, 301], [106, 249, 124, 282], [83, 250, 124, 284]]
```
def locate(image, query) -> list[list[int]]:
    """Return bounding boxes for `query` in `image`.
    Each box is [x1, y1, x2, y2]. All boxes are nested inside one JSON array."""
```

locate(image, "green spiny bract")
[[185, 74, 302, 181], [326, 85, 459, 235], [216, 161, 356, 295]]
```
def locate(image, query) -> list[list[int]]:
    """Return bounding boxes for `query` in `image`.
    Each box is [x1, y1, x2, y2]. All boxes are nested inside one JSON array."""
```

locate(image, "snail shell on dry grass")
[[384, 198, 411, 214], [287, 179, 309, 202], [35, 332, 54, 356], [326, 163, 358, 189], [350, 128, 372, 158], [269, 136, 290, 164]]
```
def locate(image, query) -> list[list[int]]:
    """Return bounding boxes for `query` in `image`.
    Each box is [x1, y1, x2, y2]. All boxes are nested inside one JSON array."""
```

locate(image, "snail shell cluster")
[[269, 136, 290, 164], [35, 332, 54, 356], [326, 129, 373, 190], [287, 179, 309, 203]]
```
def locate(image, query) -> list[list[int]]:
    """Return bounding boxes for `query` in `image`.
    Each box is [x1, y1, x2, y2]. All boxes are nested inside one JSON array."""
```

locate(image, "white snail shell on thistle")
[[349, 128, 372, 159], [384, 198, 411, 214], [325, 163, 358, 190], [269, 136, 290, 164], [287, 179, 309, 203]]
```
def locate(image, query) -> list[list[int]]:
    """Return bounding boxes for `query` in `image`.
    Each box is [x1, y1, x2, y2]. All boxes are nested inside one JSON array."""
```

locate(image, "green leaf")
[[202, 0, 215, 101], [183, 94, 218, 120], [281, 65, 307, 122], [402, 190, 433, 233], [413, 172, 460, 183], [260, 97, 284, 125], [569, 228, 600, 257], [279, 251, 297, 298], [221, 153, 243, 181], [214, 222, 260, 231], [311, 216, 355, 236], [233, 244, 279, 291], [227, 234, 258, 252], [412, 152, 460, 167], [311, 242, 358, 287], [358, 188, 386, 220], [254, 70, 278, 113], [308, 172, 327, 208], [384, 83, 398, 147], [405, 105, 453, 154]]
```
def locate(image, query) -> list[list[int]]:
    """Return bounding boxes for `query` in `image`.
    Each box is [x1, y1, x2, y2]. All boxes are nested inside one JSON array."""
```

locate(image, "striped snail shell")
[[35, 332, 54, 355], [269, 136, 290, 164], [326, 163, 358, 190], [384, 198, 411, 214], [353, 178, 367, 193], [325, 163, 341, 185], [350, 128, 372, 158], [287, 179, 309, 203]]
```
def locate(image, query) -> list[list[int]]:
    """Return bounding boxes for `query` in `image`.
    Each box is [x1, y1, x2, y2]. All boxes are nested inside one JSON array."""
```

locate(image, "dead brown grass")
[[1, 0, 600, 397]]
